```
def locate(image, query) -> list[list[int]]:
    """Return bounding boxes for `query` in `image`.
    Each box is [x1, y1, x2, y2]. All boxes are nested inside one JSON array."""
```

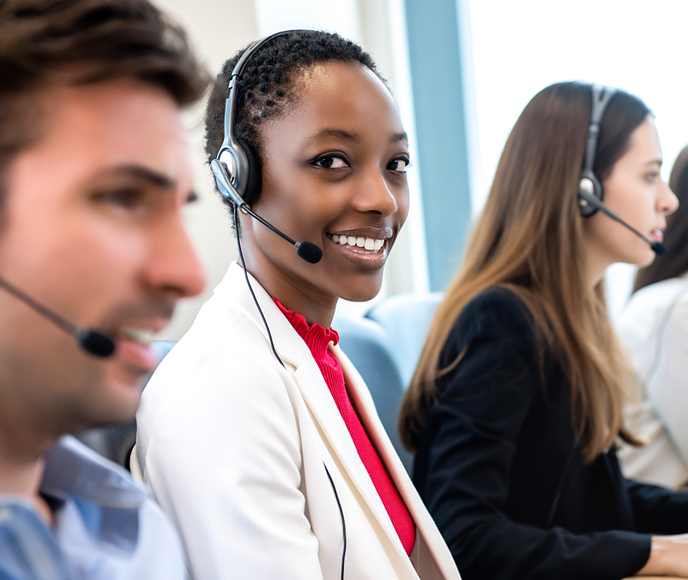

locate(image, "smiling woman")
[[135, 30, 461, 580], [237, 59, 410, 320]]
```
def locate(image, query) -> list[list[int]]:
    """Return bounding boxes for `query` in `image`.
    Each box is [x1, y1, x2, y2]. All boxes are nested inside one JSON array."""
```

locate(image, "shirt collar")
[[272, 298, 340, 358], [41, 436, 146, 510]]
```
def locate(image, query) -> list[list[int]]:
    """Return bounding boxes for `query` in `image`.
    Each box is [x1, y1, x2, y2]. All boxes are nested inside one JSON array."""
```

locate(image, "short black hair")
[[204, 29, 384, 208]]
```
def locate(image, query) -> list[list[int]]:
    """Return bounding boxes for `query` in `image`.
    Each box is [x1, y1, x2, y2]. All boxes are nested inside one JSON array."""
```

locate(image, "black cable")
[[324, 462, 347, 580], [234, 205, 346, 575], [233, 204, 285, 369]]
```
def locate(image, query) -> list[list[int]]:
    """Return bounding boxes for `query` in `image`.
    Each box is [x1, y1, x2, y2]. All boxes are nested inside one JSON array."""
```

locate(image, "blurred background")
[[155, 0, 688, 339]]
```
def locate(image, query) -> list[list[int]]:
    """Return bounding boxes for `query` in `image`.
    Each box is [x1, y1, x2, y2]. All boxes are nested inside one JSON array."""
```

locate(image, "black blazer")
[[413, 287, 688, 580]]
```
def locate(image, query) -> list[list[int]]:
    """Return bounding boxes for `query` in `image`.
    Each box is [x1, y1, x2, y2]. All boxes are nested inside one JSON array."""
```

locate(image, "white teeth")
[[120, 328, 154, 345], [330, 235, 386, 252]]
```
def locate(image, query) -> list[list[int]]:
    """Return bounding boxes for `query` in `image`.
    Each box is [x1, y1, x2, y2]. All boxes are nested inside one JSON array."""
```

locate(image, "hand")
[[637, 534, 688, 577]]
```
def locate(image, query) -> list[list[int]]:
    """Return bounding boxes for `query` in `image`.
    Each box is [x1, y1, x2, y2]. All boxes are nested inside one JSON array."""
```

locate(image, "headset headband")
[[581, 84, 617, 176], [216, 30, 309, 197]]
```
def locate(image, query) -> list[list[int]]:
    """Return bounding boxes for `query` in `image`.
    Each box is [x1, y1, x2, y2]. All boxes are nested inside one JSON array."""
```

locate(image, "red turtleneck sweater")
[[274, 299, 416, 556]]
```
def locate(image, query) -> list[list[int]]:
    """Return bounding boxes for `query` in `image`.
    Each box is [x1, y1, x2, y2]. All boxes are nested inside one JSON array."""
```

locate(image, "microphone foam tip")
[[79, 330, 116, 357], [651, 241, 667, 256], [297, 242, 323, 264]]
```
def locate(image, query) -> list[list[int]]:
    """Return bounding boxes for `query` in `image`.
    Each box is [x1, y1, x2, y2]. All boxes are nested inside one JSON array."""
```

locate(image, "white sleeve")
[[647, 298, 688, 467], [138, 322, 324, 580]]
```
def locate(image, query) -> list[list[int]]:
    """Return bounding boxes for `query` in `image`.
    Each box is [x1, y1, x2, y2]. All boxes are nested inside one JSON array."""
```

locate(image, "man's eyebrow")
[[98, 164, 198, 203], [105, 164, 176, 189]]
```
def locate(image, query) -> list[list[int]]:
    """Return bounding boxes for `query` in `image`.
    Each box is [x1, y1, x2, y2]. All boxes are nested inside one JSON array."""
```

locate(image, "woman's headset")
[[211, 30, 305, 206], [210, 31, 347, 579], [578, 84, 617, 217]]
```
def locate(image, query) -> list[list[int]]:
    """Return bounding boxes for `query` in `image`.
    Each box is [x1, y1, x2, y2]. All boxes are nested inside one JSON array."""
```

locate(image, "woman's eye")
[[389, 157, 410, 173], [646, 172, 659, 183], [312, 155, 349, 169]]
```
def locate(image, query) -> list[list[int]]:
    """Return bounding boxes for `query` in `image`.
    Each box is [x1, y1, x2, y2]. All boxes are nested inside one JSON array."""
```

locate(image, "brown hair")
[[399, 82, 648, 462], [633, 145, 688, 292], [0, 0, 209, 201]]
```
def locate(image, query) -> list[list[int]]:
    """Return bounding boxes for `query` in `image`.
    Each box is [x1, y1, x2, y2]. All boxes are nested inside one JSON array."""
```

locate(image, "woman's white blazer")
[[136, 262, 461, 580]]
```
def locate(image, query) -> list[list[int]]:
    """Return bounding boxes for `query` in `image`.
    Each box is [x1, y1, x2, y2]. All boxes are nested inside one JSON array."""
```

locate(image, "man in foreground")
[[0, 0, 208, 577]]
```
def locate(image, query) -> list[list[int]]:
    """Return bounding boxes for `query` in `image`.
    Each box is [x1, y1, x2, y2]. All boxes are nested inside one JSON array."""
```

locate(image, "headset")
[[209, 31, 322, 264], [211, 31, 345, 579], [210, 35, 276, 207], [577, 84, 666, 255], [0, 274, 115, 357], [578, 84, 617, 218]]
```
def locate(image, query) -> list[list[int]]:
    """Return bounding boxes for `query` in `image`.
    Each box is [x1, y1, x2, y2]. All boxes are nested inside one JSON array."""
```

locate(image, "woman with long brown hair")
[[398, 82, 688, 579], [616, 145, 688, 489]]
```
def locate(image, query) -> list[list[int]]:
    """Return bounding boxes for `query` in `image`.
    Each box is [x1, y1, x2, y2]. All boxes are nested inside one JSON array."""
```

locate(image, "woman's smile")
[[327, 228, 393, 268], [240, 60, 409, 325]]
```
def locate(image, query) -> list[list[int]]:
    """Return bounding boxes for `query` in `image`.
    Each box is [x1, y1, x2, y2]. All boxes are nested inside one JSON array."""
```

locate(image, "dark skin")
[[238, 61, 410, 328]]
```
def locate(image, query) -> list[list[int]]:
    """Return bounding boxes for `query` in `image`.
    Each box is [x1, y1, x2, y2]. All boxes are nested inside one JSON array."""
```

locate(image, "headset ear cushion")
[[578, 173, 603, 218], [238, 137, 262, 205]]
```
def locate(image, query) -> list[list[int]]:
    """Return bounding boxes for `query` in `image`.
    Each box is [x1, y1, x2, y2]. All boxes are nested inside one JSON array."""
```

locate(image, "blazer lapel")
[[336, 345, 462, 580], [292, 356, 401, 542], [219, 264, 397, 538], [215, 265, 456, 577]]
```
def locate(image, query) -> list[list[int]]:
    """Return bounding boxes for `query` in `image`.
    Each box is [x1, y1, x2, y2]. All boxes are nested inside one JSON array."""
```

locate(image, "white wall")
[[152, 0, 257, 340]]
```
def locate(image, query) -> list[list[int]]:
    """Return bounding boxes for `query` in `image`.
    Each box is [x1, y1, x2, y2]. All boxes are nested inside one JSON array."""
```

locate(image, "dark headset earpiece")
[[578, 84, 617, 218], [213, 31, 303, 207], [578, 171, 602, 218], [237, 137, 262, 204]]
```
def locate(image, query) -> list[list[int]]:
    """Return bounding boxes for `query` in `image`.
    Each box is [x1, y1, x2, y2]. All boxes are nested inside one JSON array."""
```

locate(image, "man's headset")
[[209, 30, 322, 264], [577, 84, 665, 255]]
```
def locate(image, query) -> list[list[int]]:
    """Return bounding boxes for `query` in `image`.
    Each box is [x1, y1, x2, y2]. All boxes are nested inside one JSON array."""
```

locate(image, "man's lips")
[[105, 320, 170, 373]]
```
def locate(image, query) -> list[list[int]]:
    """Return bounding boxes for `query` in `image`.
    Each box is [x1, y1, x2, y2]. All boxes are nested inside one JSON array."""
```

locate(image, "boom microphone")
[[0, 275, 115, 357], [578, 188, 666, 255], [211, 160, 323, 264]]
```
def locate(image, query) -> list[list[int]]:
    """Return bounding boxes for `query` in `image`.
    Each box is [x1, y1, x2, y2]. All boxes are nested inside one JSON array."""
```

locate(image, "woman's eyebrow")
[[306, 129, 409, 146], [390, 131, 408, 145], [309, 128, 361, 143]]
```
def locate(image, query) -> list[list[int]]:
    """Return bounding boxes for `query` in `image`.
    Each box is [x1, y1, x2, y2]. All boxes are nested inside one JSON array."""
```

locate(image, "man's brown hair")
[[0, 0, 209, 199]]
